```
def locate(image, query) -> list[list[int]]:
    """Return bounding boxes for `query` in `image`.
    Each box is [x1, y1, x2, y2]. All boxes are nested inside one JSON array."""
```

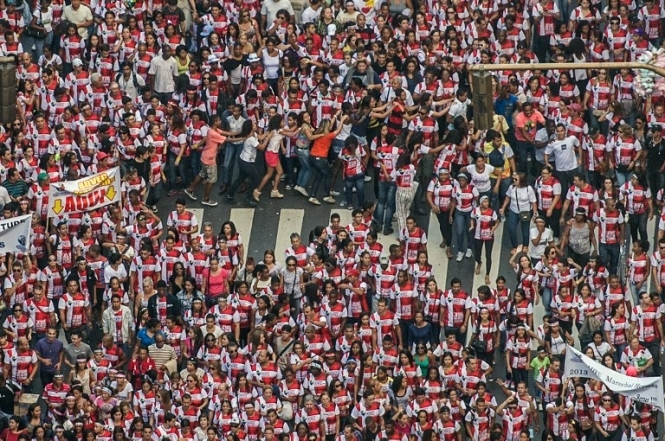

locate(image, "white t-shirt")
[[529, 226, 553, 259], [466, 164, 495, 193], [241, 136, 259, 162], [545, 135, 580, 172], [507, 185, 537, 214]]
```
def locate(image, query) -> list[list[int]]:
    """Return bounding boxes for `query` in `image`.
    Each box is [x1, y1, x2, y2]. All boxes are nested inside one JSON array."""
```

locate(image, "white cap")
[[247, 53, 261, 63], [327, 23, 337, 36], [72, 58, 83, 67]]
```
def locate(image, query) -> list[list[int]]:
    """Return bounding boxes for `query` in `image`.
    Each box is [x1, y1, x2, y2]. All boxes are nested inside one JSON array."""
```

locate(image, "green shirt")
[[530, 356, 550, 379]]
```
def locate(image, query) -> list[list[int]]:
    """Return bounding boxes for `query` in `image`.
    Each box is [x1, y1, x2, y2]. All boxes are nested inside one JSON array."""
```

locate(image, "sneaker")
[[167, 189, 179, 197], [456, 252, 464, 262], [280, 175, 286, 182], [383, 228, 394, 235], [183, 188, 197, 200], [352, 187, 357, 193], [201, 199, 218, 206], [330, 190, 340, 197], [151, 205, 158, 213], [226, 196, 237, 205], [270, 190, 284, 199], [339, 200, 346, 207], [285, 184, 292, 190], [253, 189, 261, 201], [323, 196, 336, 204], [347, 205, 353, 210], [364, 175, 372, 182], [294, 186, 309, 197], [309, 197, 321, 205], [465, 248, 473, 258]]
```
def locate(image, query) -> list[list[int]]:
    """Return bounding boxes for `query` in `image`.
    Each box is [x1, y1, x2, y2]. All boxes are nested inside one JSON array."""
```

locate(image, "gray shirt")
[[64, 342, 92, 367]]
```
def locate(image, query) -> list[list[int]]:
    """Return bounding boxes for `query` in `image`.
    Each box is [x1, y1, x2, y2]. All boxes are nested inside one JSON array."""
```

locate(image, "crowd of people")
[[0, 0, 664, 440]]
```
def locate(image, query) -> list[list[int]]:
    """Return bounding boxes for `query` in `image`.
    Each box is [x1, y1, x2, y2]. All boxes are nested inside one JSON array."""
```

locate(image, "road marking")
[[333, 209, 353, 229], [275, 209, 305, 260], [230, 208, 255, 263], [190, 208, 205, 233], [428, 212, 448, 287]]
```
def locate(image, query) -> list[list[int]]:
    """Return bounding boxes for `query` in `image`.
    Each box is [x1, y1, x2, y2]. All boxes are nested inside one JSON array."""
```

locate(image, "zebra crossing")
[[182, 204, 662, 346]]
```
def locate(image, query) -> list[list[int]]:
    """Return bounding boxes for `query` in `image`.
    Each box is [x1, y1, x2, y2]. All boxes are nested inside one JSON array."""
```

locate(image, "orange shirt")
[[310, 132, 336, 158]]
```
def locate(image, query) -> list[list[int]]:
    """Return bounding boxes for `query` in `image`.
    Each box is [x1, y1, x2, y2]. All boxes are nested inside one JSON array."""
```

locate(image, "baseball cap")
[[72, 58, 83, 67]]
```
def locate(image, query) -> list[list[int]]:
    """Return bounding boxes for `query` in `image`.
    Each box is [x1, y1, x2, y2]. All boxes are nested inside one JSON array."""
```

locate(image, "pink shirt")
[[515, 110, 546, 141], [201, 129, 226, 165]]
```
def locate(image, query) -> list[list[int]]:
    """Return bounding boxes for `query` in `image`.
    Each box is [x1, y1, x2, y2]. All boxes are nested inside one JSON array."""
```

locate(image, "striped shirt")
[[147, 343, 177, 368]]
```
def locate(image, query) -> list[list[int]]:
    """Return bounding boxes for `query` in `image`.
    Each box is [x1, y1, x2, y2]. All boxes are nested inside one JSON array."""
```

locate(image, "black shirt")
[[0, 384, 15, 414], [645, 137, 665, 170]]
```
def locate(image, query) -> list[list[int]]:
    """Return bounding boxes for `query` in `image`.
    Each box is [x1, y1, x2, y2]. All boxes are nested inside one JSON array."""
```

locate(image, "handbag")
[[26, 10, 47, 39], [471, 338, 487, 353], [515, 187, 531, 222]]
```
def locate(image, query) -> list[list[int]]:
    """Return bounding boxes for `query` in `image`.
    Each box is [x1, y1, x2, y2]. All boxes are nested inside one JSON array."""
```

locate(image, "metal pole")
[[468, 62, 665, 78]]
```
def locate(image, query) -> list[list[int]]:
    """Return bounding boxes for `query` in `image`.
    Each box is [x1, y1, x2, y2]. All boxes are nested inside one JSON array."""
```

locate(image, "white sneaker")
[[456, 252, 463, 262], [330, 190, 340, 197], [323, 196, 336, 204], [465, 248, 473, 258], [295, 186, 309, 197], [352, 187, 357, 193], [339, 200, 346, 207], [364, 175, 372, 182], [309, 197, 321, 205]]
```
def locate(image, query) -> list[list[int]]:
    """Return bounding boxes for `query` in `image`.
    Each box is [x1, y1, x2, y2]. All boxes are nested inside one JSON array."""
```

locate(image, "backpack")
[[116, 72, 139, 92], [487, 146, 505, 168]]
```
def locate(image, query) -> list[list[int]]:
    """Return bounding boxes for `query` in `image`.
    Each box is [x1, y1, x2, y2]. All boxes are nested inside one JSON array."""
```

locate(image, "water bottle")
[[529, 428, 534, 439], [660, 345, 664, 356]]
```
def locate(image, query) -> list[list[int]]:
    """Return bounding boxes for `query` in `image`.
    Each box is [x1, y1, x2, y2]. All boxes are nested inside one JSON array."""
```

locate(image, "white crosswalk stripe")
[[275, 209, 305, 258], [427, 212, 448, 287], [229, 208, 255, 263]]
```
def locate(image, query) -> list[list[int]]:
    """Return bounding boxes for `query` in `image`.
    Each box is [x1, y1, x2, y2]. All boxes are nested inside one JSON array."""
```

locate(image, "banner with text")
[[47, 167, 121, 218], [564, 345, 664, 412], [0, 215, 31, 255]]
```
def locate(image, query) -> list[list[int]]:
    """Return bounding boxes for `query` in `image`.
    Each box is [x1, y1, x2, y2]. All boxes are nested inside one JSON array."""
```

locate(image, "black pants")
[[473, 238, 494, 276], [436, 211, 453, 247], [40, 369, 55, 389], [628, 212, 648, 242], [538, 208, 561, 239], [641, 339, 662, 376], [444, 326, 466, 347], [228, 159, 260, 201]]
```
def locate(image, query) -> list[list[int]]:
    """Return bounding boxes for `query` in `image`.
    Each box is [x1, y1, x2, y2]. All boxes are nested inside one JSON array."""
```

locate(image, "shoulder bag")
[[515, 187, 531, 223]]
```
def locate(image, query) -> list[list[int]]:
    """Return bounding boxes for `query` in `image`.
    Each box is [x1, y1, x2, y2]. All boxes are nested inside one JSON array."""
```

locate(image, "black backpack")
[[487, 146, 505, 168]]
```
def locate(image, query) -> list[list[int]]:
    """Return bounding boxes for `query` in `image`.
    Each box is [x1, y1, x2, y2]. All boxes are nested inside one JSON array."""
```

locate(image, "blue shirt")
[[494, 95, 519, 129], [136, 329, 162, 347], [34, 337, 63, 373]]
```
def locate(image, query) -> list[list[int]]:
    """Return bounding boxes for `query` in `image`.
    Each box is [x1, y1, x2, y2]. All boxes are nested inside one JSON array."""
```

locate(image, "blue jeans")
[[599, 243, 621, 276], [615, 170, 631, 187], [491, 178, 511, 213], [190, 149, 202, 178], [506, 210, 531, 249], [344, 174, 365, 208], [295, 148, 312, 188], [453, 210, 473, 253], [147, 182, 163, 206], [168, 153, 190, 189], [284, 156, 298, 186], [223, 143, 243, 186], [374, 181, 396, 230], [309, 156, 332, 199], [541, 287, 553, 314]]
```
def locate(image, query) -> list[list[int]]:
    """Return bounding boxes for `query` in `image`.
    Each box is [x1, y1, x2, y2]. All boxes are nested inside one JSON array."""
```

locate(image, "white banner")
[[47, 167, 121, 218], [564, 345, 665, 412], [0, 215, 32, 254]]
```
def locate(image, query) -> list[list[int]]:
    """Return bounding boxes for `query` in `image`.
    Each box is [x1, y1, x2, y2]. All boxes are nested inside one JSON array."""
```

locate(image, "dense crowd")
[[0, 0, 663, 440]]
